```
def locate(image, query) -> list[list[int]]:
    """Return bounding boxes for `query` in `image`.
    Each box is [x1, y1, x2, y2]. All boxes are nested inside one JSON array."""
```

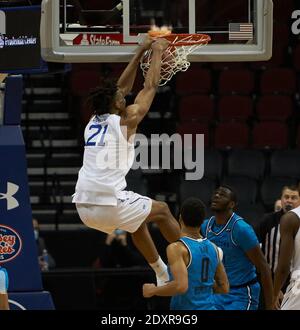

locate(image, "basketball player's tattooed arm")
[[213, 262, 229, 294], [143, 243, 188, 297], [117, 36, 153, 97], [245, 245, 274, 310], [274, 212, 299, 307]]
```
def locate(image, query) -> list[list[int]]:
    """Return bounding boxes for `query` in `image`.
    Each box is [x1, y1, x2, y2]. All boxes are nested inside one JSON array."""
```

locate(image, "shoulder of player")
[[167, 241, 188, 257], [120, 104, 139, 126], [232, 216, 254, 233]]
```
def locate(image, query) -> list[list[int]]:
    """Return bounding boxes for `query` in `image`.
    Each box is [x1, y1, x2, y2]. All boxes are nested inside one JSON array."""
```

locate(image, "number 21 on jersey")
[[85, 124, 108, 146]]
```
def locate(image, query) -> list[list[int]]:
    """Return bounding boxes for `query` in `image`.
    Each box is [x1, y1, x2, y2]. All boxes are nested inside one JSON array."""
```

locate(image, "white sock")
[[149, 256, 169, 286]]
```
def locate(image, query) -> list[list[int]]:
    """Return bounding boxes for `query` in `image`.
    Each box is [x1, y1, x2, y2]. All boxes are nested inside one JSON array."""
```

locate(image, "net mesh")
[[140, 34, 210, 86]]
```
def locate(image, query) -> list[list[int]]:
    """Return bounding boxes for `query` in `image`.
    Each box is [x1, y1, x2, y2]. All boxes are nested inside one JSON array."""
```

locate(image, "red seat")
[[256, 95, 293, 121], [214, 122, 249, 149], [252, 122, 288, 148], [218, 95, 253, 122], [260, 68, 297, 95], [177, 122, 210, 148], [176, 66, 212, 95], [178, 95, 215, 122], [219, 69, 254, 95]]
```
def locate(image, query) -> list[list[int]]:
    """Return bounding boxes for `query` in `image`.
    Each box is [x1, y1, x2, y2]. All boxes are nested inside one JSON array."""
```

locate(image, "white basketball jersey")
[[290, 206, 300, 272], [72, 114, 135, 206]]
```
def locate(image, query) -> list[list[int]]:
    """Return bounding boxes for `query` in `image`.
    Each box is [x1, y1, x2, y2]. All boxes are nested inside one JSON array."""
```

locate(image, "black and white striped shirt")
[[257, 210, 284, 277]]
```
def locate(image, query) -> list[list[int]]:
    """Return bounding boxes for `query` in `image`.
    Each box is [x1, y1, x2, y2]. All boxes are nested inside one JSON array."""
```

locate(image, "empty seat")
[[256, 95, 293, 121], [219, 69, 254, 95], [177, 122, 210, 148], [222, 176, 258, 204], [270, 150, 300, 179], [176, 66, 212, 95], [261, 176, 298, 210], [178, 95, 215, 122], [252, 122, 288, 149], [227, 149, 265, 180], [214, 122, 249, 149], [179, 177, 216, 206], [218, 95, 253, 122], [260, 68, 297, 95], [203, 149, 223, 179]]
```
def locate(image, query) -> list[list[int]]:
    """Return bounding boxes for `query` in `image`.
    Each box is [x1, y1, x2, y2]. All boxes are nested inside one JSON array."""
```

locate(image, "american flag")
[[229, 23, 253, 40]]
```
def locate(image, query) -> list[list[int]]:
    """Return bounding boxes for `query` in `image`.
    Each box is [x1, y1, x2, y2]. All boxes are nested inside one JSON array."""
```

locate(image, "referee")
[[258, 185, 300, 278]]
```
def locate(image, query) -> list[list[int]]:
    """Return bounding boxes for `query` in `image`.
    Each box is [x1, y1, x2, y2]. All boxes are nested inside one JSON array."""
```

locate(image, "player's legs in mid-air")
[[131, 199, 181, 285]]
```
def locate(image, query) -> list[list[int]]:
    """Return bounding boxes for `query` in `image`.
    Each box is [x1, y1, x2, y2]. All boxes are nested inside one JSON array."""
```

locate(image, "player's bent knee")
[[149, 200, 170, 222]]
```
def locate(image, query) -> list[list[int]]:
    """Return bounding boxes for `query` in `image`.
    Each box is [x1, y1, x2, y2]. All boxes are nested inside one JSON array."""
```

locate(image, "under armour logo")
[[0, 182, 19, 210]]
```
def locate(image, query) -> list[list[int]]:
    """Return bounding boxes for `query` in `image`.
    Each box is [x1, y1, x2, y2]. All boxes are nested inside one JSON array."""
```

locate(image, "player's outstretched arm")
[[143, 242, 188, 298], [274, 212, 299, 307], [117, 36, 153, 96], [128, 39, 169, 126]]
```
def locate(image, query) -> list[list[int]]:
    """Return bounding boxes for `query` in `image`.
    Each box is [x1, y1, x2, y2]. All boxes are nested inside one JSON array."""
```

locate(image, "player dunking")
[[72, 36, 181, 286]]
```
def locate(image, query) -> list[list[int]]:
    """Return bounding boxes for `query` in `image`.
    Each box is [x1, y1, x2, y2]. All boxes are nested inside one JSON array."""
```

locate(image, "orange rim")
[[148, 32, 211, 46]]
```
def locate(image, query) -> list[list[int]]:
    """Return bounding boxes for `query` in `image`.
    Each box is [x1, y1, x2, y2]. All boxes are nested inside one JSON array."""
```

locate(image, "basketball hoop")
[[140, 31, 211, 86]]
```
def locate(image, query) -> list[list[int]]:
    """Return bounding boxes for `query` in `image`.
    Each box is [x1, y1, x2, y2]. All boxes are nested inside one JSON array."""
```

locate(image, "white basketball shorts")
[[76, 190, 152, 234], [281, 272, 300, 310]]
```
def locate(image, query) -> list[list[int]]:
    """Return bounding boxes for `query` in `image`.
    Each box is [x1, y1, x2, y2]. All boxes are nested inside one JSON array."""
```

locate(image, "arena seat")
[[293, 44, 300, 71], [218, 95, 253, 122], [177, 122, 210, 148], [256, 95, 293, 121], [227, 149, 265, 180], [222, 176, 258, 204], [270, 150, 300, 179], [218, 69, 255, 95], [252, 122, 288, 149], [178, 95, 215, 123], [260, 68, 297, 95], [214, 122, 249, 149], [175, 66, 212, 95], [235, 203, 265, 231], [202, 149, 223, 179]]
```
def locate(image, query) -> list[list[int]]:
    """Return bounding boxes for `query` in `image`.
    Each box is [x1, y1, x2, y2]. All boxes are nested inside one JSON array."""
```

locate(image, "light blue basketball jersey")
[[0, 266, 9, 293], [201, 213, 258, 286], [170, 237, 220, 310]]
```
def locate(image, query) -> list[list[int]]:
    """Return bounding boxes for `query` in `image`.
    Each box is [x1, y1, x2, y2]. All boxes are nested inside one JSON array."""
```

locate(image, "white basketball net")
[[140, 34, 210, 86]]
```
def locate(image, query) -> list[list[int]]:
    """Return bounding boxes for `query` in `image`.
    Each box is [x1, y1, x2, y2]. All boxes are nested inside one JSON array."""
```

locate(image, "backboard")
[[41, 0, 273, 63]]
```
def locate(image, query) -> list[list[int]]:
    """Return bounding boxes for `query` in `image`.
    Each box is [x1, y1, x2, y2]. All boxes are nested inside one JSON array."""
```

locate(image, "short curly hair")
[[86, 79, 118, 115]]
